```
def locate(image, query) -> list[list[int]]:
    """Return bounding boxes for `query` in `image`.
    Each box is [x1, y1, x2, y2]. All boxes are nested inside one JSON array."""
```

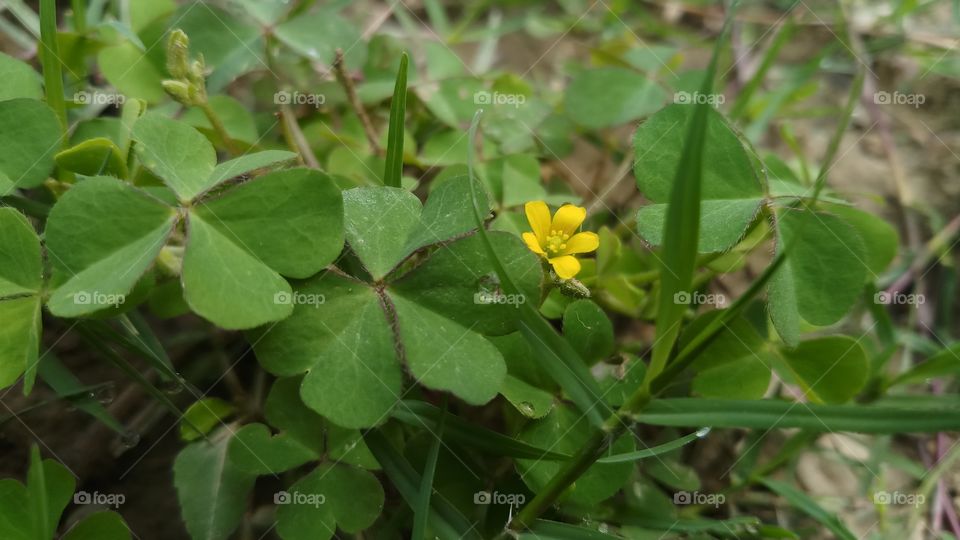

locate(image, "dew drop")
[[119, 430, 141, 448], [161, 377, 185, 395], [695, 427, 711, 438], [93, 382, 116, 405], [518, 401, 536, 415]]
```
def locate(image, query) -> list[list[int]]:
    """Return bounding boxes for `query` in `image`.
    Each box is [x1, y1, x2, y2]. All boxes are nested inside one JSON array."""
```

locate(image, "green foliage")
[[0, 2, 955, 539]]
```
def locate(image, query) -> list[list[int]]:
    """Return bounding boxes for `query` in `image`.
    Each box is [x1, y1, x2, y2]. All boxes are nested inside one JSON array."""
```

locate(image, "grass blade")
[[641, 398, 960, 433], [412, 398, 446, 540], [364, 429, 481, 540], [394, 401, 570, 460], [761, 479, 856, 540], [597, 428, 709, 464], [39, 0, 67, 128], [383, 52, 408, 188], [464, 110, 611, 428], [37, 353, 125, 434], [518, 519, 624, 539]]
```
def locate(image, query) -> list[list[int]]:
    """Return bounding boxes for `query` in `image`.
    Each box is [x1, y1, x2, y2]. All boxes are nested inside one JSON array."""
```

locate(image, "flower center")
[[545, 230, 569, 254]]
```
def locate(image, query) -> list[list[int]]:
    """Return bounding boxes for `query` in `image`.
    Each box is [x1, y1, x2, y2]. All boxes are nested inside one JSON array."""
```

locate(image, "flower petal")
[[525, 201, 551, 242], [549, 255, 581, 279], [522, 232, 545, 255], [562, 232, 599, 255], [551, 204, 586, 236]]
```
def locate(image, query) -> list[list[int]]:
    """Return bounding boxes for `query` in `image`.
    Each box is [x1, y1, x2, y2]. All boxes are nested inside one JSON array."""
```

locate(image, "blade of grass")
[[412, 398, 447, 540], [464, 110, 611, 429], [37, 353, 125, 434], [383, 52, 408, 188], [39, 0, 67, 129], [27, 446, 53, 540], [364, 429, 482, 540], [762, 479, 857, 540], [597, 427, 709, 464], [640, 398, 960, 433], [394, 400, 570, 460], [517, 519, 624, 540], [729, 20, 795, 120]]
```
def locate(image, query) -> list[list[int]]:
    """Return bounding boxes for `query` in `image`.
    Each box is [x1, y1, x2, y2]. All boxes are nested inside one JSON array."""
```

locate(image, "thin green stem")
[[199, 101, 242, 156]]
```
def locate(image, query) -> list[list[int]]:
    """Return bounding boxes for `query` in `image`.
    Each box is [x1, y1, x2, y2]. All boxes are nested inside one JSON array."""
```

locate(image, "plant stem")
[[333, 48, 383, 156], [199, 101, 242, 155]]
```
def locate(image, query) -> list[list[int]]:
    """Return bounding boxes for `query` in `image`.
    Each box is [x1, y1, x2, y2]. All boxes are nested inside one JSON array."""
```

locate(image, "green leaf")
[[634, 104, 764, 253], [769, 209, 867, 345], [205, 150, 298, 188], [412, 400, 445, 540], [501, 375, 555, 419], [390, 293, 507, 405], [183, 168, 343, 329], [761, 479, 856, 540], [827, 204, 899, 277], [62, 511, 131, 540], [684, 313, 772, 400], [0, 99, 62, 188], [38, 0, 66, 127], [54, 137, 128, 177], [38, 354, 125, 434], [275, 463, 384, 540], [0, 479, 29, 540], [564, 67, 666, 128], [0, 52, 42, 101], [384, 53, 408, 188], [180, 398, 236, 441], [517, 405, 634, 506], [45, 177, 176, 317], [640, 398, 960, 433], [598, 428, 709, 463], [132, 113, 217, 202], [778, 336, 868, 404], [228, 423, 318, 475], [484, 153, 547, 208], [97, 42, 167, 103], [563, 300, 614, 365], [0, 298, 41, 391], [251, 273, 402, 429], [27, 446, 76, 540], [273, 8, 365, 69], [173, 4, 263, 90], [174, 430, 256, 540], [0, 207, 42, 297]]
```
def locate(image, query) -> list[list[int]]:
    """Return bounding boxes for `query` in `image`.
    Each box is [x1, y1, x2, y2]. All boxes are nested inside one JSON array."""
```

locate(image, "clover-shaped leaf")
[[251, 176, 542, 429], [0, 99, 62, 190], [0, 209, 43, 392], [45, 159, 343, 328], [634, 104, 765, 253], [0, 52, 42, 101], [275, 463, 384, 540]]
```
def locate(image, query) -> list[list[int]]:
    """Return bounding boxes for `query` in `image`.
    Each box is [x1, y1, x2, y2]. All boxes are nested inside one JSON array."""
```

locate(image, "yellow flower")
[[522, 201, 599, 279]]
